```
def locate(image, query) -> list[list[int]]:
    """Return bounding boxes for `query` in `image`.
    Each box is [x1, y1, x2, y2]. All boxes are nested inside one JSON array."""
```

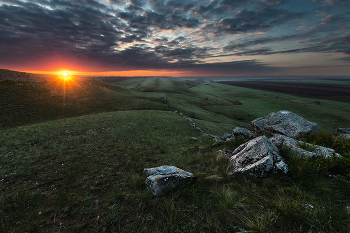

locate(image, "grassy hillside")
[[1, 109, 350, 233], [0, 76, 164, 129], [191, 83, 350, 131], [1, 73, 350, 232]]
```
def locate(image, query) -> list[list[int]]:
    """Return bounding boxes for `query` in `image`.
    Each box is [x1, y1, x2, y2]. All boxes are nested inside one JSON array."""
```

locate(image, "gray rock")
[[195, 127, 203, 133], [225, 137, 235, 142], [217, 149, 234, 159], [212, 138, 224, 145], [334, 128, 350, 139], [251, 110, 319, 139], [228, 136, 288, 177], [334, 128, 350, 134], [232, 127, 255, 139], [162, 97, 169, 105], [270, 134, 341, 158], [144, 165, 196, 196]]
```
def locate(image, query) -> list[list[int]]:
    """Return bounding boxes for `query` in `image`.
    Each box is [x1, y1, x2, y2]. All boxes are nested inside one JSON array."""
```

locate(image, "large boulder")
[[228, 136, 288, 177], [270, 134, 341, 158], [144, 165, 196, 196], [251, 110, 319, 139]]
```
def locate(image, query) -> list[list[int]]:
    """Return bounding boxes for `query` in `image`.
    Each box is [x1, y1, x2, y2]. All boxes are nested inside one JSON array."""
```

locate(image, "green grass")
[[191, 83, 350, 131], [0, 77, 163, 129], [1, 74, 350, 232]]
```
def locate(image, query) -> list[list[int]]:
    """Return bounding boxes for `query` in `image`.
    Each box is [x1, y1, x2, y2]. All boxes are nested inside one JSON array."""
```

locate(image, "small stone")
[[333, 128, 350, 134], [232, 127, 255, 139], [144, 165, 196, 196]]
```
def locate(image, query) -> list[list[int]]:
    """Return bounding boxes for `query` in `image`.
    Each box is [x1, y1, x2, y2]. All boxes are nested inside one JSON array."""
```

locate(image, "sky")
[[0, 0, 349, 76]]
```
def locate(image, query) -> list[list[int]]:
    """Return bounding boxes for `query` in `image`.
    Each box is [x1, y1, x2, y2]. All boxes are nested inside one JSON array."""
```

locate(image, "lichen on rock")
[[251, 110, 319, 139], [144, 165, 196, 196]]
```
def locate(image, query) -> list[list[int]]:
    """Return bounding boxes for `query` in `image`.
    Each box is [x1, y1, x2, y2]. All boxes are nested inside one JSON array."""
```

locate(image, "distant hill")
[[0, 69, 46, 82], [0, 70, 165, 129]]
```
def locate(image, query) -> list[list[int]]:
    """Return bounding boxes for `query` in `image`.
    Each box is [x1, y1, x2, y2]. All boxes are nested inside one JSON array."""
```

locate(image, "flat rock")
[[270, 134, 341, 158], [250, 110, 319, 139], [228, 136, 288, 177], [144, 165, 196, 196]]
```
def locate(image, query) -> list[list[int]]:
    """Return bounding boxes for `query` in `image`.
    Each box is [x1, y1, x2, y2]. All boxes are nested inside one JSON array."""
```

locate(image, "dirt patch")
[[217, 81, 350, 103]]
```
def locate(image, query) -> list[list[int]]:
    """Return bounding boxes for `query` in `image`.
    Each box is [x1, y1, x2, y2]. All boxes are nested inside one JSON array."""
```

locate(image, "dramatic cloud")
[[0, 0, 349, 75]]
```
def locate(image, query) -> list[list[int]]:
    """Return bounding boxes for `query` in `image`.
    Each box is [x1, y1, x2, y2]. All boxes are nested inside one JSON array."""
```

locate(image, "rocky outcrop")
[[270, 134, 341, 158], [227, 136, 288, 177], [251, 110, 319, 139], [144, 165, 196, 196], [214, 111, 347, 178]]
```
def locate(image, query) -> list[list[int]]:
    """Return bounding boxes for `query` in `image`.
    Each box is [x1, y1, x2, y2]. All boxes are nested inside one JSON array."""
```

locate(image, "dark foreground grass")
[[1, 111, 350, 232]]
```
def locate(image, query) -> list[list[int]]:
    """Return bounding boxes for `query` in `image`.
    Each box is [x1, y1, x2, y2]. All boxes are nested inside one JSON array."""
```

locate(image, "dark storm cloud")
[[222, 35, 350, 57], [223, 32, 314, 51], [207, 8, 304, 34], [221, 8, 350, 58], [0, 0, 127, 67], [319, 0, 350, 7], [318, 34, 350, 55], [0, 0, 349, 73], [223, 33, 350, 57], [259, 0, 286, 6], [154, 46, 211, 62]]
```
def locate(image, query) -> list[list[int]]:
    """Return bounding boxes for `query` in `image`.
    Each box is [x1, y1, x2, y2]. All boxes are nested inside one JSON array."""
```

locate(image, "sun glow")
[[59, 71, 72, 81]]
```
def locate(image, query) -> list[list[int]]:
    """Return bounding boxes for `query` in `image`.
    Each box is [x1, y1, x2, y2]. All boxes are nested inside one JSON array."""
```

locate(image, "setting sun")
[[58, 71, 73, 81]]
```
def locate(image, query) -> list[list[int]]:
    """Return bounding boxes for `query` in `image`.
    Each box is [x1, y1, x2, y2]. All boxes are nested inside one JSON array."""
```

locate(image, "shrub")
[[301, 130, 350, 155], [280, 146, 350, 179]]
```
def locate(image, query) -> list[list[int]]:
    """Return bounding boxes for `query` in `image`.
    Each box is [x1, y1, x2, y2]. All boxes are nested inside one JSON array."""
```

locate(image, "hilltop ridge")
[[0, 69, 46, 82]]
